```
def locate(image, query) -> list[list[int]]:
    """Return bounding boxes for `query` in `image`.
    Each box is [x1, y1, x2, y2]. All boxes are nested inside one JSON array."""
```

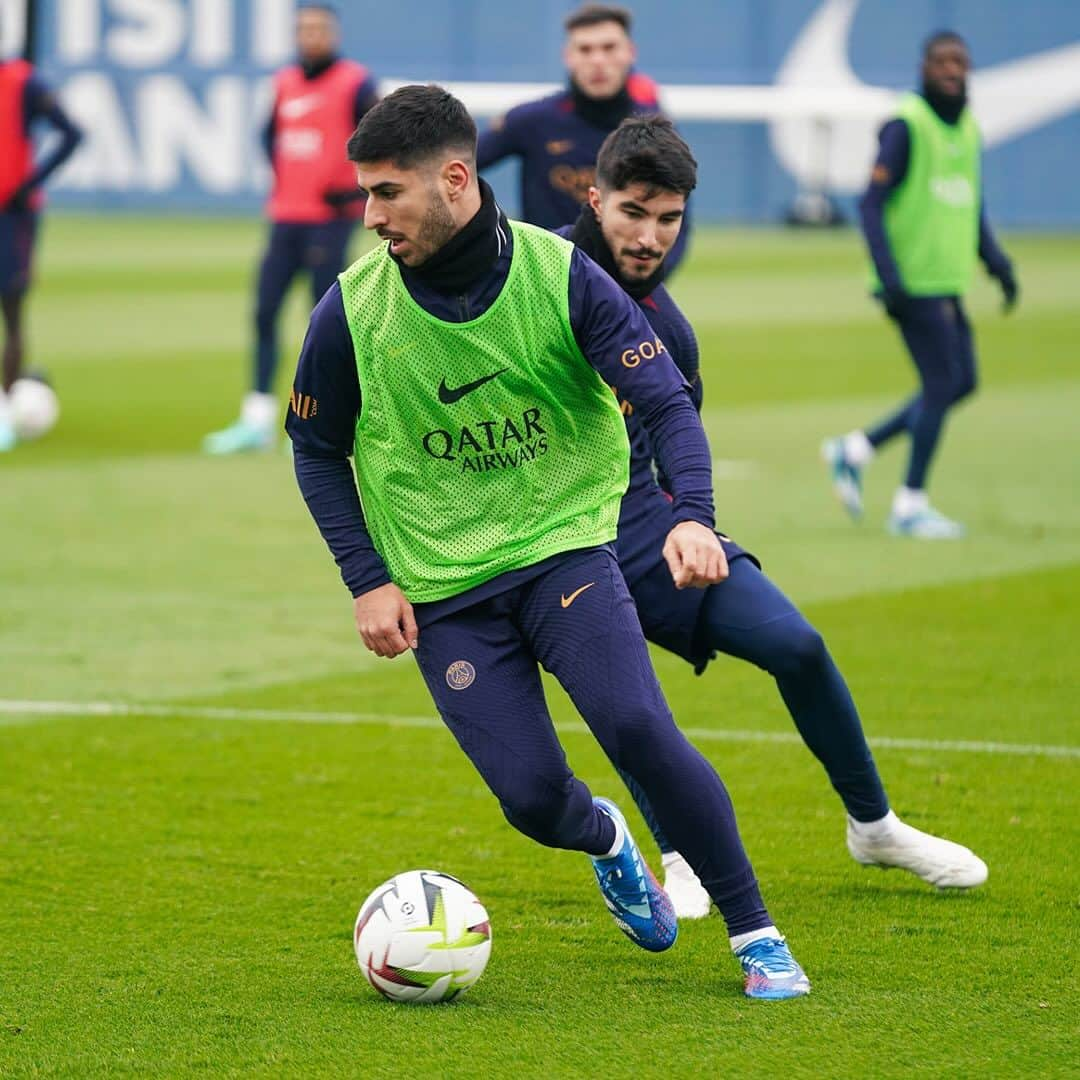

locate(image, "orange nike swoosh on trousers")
[[560, 582, 596, 608]]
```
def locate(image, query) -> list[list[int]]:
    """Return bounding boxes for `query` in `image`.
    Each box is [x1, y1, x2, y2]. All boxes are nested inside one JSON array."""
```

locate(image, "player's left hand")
[[663, 521, 728, 590], [997, 269, 1019, 314]]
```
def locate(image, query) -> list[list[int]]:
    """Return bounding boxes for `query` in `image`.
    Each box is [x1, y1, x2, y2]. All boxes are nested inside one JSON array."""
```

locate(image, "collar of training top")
[[300, 54, 340, 80], [920, 81, 968, 125], [568, 79, 635, 131], [392, 179, 508, 296]]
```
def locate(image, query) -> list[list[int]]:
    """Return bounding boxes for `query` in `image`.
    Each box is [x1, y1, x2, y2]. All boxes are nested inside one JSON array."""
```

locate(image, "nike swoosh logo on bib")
[[438, 368, 509, 404]]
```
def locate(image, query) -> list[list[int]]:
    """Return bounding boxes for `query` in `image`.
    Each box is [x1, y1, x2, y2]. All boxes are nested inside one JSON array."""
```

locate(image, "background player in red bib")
[[0, 51, 82, 451], [204, 2, 378, 455]]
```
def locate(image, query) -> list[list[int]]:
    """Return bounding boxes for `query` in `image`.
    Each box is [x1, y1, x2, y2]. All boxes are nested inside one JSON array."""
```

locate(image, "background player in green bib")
[[823, 32, 1018, 539], [287, 85, 811, 999]]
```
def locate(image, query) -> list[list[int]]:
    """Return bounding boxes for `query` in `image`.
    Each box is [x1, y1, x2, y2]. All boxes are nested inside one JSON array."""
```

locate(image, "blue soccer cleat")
[[590, 797, 677, 952], [736, 936, 811, 1000], [821, 437, 863, 520]]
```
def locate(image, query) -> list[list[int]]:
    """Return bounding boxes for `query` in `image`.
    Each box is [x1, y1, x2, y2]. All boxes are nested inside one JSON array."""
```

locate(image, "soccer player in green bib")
[[287, 85, 810, 999], [823, 32, 1018, 538]]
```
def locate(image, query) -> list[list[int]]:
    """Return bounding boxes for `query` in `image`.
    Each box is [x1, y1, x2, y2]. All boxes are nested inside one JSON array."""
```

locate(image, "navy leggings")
[[413, 547, 771, 936], [253, 220, 354, 393], [866, 296, 978, 490], [622, 555, 890, 854]]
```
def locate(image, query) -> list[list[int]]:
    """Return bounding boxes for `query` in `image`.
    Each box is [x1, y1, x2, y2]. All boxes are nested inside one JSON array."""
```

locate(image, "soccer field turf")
[[1, 217, 1077, 1077]]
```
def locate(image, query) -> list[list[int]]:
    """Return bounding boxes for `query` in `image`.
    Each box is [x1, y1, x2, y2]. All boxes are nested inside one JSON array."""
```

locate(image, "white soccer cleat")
[[661, 851, 713, 919], [821, 436, 864, 520], [847, 812, 988, 889], [887, 506, 966, 539], [203, 391, 279, 456]]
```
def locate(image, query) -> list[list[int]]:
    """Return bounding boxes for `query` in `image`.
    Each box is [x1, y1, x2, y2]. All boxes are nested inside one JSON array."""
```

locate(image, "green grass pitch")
[[1, 217, 1078, 1077]]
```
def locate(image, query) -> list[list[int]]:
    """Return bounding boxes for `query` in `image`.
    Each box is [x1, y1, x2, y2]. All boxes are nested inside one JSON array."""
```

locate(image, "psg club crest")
[[445, 660, 476, 690]]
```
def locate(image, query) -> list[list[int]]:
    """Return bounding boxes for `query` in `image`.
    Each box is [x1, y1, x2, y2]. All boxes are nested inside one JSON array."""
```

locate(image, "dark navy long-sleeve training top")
[[287, 217, 714, 626], [859, 108, 1012, 294]]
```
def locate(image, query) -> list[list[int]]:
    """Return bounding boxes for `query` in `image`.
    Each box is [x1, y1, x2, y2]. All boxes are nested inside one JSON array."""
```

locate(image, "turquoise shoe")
[[203, 419, 276, 455], [821, 437, 863, 520]]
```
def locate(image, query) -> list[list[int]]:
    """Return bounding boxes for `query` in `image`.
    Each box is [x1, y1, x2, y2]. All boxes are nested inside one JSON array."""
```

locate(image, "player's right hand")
[[354, 583, 419, 658]]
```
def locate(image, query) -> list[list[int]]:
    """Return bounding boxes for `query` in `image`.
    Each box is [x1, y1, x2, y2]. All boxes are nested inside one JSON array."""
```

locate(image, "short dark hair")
[[297, 1, 339, 17], [923, 30, 968, 59], [564, 4, 632, 35], [347, 85, 477, 170], [595, 116, 697, 198]]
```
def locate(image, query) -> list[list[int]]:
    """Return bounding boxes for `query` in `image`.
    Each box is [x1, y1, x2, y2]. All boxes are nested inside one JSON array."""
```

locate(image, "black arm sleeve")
[[476, 109, 522, 170], [978, 195, 1012, 278], [287, 283, 392, 597], [293, 451, 391, 597], [21, 79, 83, 193], [858, 118, 909, 293]]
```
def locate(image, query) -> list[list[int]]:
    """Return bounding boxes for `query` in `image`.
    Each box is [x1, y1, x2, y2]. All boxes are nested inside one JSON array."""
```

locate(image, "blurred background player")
[[562, 117, 988, 915], [477, 3, 690, 272], [204, 2, 377, 455], [823, 31, 1018, 538], [0, 45, 82, 451]]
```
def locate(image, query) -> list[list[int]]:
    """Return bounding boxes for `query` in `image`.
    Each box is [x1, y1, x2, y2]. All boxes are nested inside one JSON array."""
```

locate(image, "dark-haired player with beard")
[[477, 3, 690, 272], [823, 31, 1017, 537], [287, 84, 812, 1000], [561, 116, 988, 919], [205, 2, 377, 455]]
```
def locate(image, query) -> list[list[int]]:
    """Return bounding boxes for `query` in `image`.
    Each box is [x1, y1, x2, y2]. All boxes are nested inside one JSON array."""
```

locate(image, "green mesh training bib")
[[339, 220, 630, 603], [872, 93, 981, 296]]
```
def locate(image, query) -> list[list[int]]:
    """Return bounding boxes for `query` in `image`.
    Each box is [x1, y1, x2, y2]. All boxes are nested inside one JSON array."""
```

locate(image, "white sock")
[[843, 430, 875, 467], [893, 486, 929, 518], [849, 809, 899, 842], [241, 391, 278, 430], [730, 925, 781, 954], [661, 851, 688, 871], [598, 812, 625, 859]]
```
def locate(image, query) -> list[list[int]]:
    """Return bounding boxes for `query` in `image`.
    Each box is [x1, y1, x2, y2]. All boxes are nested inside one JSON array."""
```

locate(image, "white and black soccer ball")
[[10, 373, 60, 441], [354, 869, 492, 1004]]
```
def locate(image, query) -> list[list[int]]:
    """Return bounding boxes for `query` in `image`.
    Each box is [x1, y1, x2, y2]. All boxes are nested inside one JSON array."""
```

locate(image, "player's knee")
[[254, 302, 277, 335], [608, 711, 684, 781], [921, 377, 953, 411], [951, 370, 977, 404], [771, 621, 828, 680]]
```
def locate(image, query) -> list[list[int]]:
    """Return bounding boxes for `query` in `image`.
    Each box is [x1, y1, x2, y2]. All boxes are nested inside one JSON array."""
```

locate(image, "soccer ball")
[[354, 869, 492, 1003], [10, 374, 60, 440]]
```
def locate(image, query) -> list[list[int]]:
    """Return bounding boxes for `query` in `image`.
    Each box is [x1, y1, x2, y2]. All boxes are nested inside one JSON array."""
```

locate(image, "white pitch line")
[[1, 699, 1077, 760]]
